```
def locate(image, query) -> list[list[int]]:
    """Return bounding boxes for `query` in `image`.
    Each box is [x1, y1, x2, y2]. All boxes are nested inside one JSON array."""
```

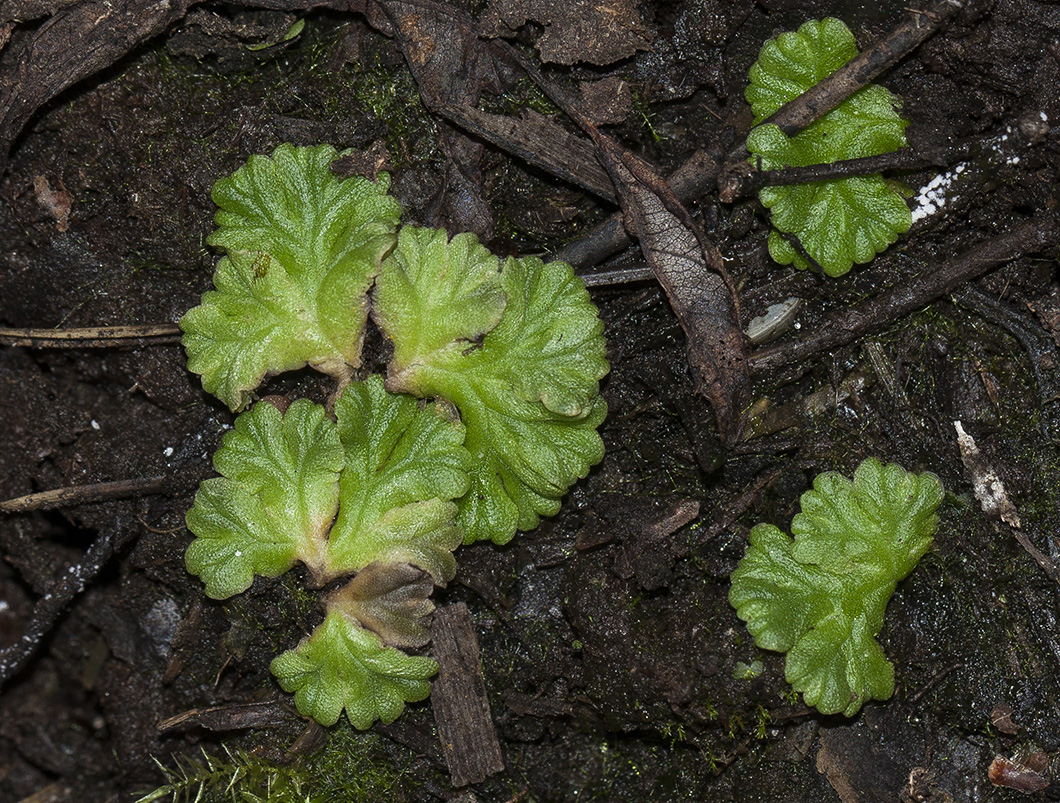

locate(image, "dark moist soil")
[[2, 0, 1060, 801]]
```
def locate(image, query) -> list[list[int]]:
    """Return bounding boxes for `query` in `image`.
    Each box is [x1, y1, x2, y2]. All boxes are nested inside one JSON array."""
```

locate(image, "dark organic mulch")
[[2, 0, 1060, 800]]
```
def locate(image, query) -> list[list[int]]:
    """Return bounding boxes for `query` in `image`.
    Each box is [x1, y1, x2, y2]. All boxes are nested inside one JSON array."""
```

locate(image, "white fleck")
[[0, 600, 9, 613], [163, 446, 174, 457], [234, 550, 242, 557], [1041, 111, 1049, 122], [954, 420, 1021, 527], [90, 419, 100, 430], [68, 566, 76, 573], [910, 163, 969, 223], [1008, 155, 1020, 165]]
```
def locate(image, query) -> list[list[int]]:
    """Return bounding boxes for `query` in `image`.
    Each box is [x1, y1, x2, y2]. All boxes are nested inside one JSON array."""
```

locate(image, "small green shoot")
[[729, 458, 943, 716], [180, 144, 401, 411], [746, 18, 912, 277]]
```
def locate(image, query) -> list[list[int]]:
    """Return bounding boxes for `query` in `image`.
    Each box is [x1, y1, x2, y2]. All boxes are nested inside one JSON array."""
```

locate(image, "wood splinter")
[[431, 602, 504, 787]]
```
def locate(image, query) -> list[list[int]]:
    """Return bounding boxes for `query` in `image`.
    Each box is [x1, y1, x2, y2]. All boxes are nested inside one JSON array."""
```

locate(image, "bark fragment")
[[431, 603, 504, 787]]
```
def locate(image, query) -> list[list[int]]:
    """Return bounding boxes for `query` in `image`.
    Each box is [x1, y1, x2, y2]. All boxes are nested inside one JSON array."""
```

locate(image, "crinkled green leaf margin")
[[181, 148, 612, 729], [324, 375, 470, 581], [728, 458, 943, 717], [184, 377, 471, 727], [374, 228, 609, 545], [185, 399, 343, 599], [270, 609, 437, 729], [745, 18, 911, 277], [180, 143, 402, 411]]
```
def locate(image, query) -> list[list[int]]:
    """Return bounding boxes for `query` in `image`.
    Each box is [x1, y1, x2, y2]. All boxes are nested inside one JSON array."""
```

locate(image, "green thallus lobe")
[[729, 458, 943, 717], [746, 17, 912, 277], [180, 143, 402, 412]]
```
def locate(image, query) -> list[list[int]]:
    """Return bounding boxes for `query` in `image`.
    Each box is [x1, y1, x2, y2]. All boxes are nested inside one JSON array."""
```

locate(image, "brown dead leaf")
[[498, 53, 748, 442], [157, 700, 298, 732], [379, 0, 509, 108], [589, 135, 749, 444], [330, 140, 392, 181], [989, 753, 1050, 794]]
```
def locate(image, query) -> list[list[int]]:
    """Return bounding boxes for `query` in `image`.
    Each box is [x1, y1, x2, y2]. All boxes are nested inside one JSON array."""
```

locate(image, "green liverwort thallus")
[[745, 18, 912, 277], [729, 458, 942, 716], [181, 144, 609, 728]]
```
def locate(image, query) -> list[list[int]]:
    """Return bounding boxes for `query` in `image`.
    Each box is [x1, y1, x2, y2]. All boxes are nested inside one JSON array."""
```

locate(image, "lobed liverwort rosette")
[[746, 18, 912, 277], [729, 458, 943, 716], [181, 144, 609, 728]]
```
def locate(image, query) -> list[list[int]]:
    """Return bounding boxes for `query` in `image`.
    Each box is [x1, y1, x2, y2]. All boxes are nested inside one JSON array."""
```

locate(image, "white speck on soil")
[[911, 164, 968, 223]]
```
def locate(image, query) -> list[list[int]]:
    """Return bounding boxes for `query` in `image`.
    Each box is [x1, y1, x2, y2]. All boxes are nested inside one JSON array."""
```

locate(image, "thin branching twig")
[[749, 213, 1060, 374]]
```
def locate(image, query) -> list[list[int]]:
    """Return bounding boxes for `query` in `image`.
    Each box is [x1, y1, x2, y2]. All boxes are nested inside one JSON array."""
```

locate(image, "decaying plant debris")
[[3, 0, 1060, 799]]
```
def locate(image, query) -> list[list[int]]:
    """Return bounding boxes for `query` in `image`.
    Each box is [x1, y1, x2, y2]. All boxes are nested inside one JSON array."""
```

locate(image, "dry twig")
[[431, 603, 505, 787], [0, 478, 170, 685], [0, 323, 181, 348], [0, 476, 167, 513], [0, 528, 118, 686], [749, 213, 1060, 373]]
